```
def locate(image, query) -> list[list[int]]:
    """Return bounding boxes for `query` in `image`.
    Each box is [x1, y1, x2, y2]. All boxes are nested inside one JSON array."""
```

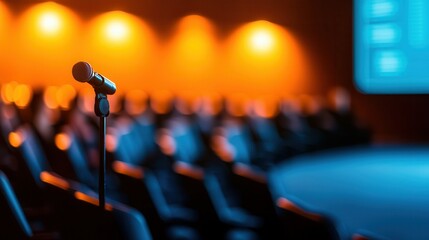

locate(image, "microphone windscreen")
[[72, 61, 93, 82]]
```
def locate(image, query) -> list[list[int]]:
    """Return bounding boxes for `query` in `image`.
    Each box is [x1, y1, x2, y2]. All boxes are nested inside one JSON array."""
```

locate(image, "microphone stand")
[[94, 92, 110, 210]]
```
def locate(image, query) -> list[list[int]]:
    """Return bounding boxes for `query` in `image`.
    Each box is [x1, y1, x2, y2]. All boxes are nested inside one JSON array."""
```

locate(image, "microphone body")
[[72, 62, 116, 95]]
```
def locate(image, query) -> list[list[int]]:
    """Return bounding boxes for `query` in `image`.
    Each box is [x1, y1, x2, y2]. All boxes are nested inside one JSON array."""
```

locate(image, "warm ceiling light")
[[250, 29, 274, 52], [223, 20, 309, 95], [39, 11, 61, 35], [105, 19, 129, 41]]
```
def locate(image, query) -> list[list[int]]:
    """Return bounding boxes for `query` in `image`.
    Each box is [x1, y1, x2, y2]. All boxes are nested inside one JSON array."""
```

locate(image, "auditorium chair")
[[111, 116, 201, 239], [274, 97, 315, 154], [47, 109, 125, 202], [6, 124, 52, 207], [0, 170, 34, 239], [275, 197, 345, 240], [113, 163, 201, 239], [40, 171, 152, 240], [157, 116, 226, 237], [159, 116, 279, 239], [0, 170, 60, 240], [247, 97, 299, 163], [51, 126, 98, 188], [112, 113, 158, 166], [150, 90, 176, 129], [211, 119, 274, 204], [193, 93, 226, 146], [326, 87, 372, 146], [351, 230, 390, 240]]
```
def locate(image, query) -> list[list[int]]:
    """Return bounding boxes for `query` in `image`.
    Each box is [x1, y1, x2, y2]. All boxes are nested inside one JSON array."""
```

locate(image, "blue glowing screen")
[[354, 0, 429, 93]]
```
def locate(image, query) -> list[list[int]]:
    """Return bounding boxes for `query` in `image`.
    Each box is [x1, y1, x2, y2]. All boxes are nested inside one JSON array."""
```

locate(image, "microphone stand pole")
[[94, 92, 110, 210]]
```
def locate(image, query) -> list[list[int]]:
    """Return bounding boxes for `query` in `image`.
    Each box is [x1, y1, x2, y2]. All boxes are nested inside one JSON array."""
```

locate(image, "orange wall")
[[0, 1, 313, 98]]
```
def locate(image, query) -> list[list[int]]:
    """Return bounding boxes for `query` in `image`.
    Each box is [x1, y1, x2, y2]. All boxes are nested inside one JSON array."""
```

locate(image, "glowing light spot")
[[44, 86, 59, 109], [14, 2, 81, 88], [105, 19, 129, 41], [57, 84, 76, 110], [0, 82, 33, 108], [250, 29, 274, 52], [9, 131, 24, 148], [13, 84, 32, 109], [39, 11, 61, 35], [224, 20, 308, 95], [1, 82, 18, 104], [55, 133, 71, 151], [85, 11, 159, 93]]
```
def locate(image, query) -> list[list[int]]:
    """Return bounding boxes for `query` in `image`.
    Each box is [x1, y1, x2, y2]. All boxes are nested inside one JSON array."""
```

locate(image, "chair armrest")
[[232, 163, 266, 183], [112, 161, 144, 180], [276, 197, 322, 222], [173, 161, 204, 180]]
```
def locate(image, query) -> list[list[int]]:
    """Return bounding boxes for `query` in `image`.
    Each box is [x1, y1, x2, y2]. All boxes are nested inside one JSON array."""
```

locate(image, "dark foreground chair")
[[275, 196, 344, 240], [40, 171, 152, 240], [0, 170, 32, 239], [0, 170, 61, 240], [113, 161, 201, 240]]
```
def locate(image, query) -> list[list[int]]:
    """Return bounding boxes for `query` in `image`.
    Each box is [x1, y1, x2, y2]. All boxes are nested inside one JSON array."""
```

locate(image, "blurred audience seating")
[[0, 82, 371, 239]]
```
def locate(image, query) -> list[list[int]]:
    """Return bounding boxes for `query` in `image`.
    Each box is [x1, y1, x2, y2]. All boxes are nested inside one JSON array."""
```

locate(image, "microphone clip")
[[94, 92, 110, 117]]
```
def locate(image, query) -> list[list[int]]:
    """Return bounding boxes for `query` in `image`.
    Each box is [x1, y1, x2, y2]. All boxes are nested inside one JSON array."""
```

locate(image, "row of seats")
[[0, 85, 371, 239]]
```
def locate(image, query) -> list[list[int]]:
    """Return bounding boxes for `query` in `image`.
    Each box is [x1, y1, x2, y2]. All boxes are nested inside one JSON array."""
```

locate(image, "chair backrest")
[[204, 171, 262, 229], [169, 118, 205, 164], [276, 197, 343, 240], [112, 203, 153, 240], [115, 117, 157, 166], [250, 117, 282, 144], [0, 171, 32, 239], [40, 171, 152, 240], [223, 123, 255, 164], [18, 125, 51, 188], [59, 127, 95, 185], [5, 123, 51, 205]]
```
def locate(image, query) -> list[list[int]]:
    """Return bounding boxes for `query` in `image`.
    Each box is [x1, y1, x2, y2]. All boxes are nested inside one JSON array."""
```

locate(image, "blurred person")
[[194, 93, 226, 146], [115, 89, 160, 166], [150, 90, 175, 129], [293, 94, 334, 151], [247, 95, 293, 165], [326, 86, 372, 146]]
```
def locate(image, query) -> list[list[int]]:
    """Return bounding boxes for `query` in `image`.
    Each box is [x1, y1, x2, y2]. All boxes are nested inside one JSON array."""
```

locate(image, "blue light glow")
[[370, 24, 400, 45], [409, 0, 427, 48], [355, 0, 429, 93], [370, 0, 397, 18], [373, 50, 406, 76]]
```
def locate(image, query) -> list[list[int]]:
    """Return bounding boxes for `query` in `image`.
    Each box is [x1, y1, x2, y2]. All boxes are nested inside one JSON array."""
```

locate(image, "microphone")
[[72, 61, 117, 95]]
